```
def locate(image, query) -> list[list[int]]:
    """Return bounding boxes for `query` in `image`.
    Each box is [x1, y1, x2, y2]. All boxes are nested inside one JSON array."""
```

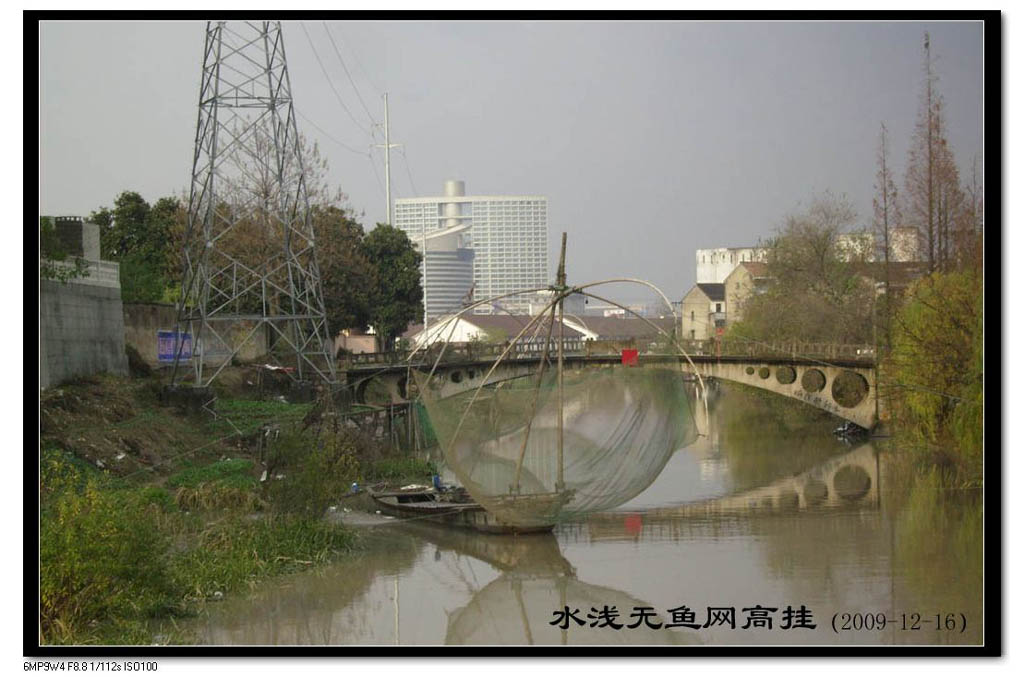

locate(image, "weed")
[[167, 458, 255, 490], [170, 515, 355, 601], [365, 457, 437, 482], [174, 484, 264, 512], [208, 399, 313, 437]]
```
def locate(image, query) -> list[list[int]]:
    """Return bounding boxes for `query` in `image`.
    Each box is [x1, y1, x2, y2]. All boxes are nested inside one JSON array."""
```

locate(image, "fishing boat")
[[370, 485, 555, 534]]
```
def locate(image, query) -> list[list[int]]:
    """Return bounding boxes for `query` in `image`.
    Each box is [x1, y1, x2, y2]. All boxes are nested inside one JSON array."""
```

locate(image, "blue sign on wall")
[[157, 330, 191, 363]]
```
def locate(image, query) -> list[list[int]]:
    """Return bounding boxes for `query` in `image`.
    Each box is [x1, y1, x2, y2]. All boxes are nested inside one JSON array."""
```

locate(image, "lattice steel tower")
[[172, 21, 336, 387]]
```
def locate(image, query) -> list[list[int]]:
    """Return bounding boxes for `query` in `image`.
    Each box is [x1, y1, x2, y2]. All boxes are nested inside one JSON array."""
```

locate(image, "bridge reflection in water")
[[578, 444, 879, 543]]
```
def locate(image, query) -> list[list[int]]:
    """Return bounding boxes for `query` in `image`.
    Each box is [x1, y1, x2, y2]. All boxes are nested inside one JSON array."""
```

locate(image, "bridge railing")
[[342, 338, 587, 368], [342, 339, 874, 368]]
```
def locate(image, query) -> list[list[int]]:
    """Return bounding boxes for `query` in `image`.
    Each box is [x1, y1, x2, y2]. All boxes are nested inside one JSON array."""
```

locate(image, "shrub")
[[885, 271, 983, 484], [40, 459, 180, 643], [262, 426, 361, 516], [125, 344, 153, 378]]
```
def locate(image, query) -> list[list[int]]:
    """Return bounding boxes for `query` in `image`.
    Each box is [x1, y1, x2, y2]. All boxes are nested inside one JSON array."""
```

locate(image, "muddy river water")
[[193, 384, 984, 646]]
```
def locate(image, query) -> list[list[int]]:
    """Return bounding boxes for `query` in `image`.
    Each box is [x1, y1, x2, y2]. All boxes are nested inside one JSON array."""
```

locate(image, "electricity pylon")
[[171, 21, 336, 388]]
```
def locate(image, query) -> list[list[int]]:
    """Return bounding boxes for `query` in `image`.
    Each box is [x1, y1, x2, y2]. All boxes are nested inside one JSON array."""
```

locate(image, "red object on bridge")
[[621, 348, 639, 366], [624, 513, 643, 536]]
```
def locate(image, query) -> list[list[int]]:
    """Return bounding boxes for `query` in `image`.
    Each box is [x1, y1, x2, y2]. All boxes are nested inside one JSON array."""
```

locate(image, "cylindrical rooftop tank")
[[443, 180, 465, 197]]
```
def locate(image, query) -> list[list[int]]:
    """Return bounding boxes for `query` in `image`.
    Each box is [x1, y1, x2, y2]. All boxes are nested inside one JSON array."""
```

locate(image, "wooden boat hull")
[[370, 492, 554, 535]]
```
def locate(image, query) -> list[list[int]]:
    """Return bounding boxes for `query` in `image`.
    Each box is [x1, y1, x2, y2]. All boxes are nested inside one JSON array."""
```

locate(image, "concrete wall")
[[123, 302, 269, 367], [724, 266, 755, 325], [40, 279, 129, 389], [123, 303, 177, 366], [335, 334, 377, 356]]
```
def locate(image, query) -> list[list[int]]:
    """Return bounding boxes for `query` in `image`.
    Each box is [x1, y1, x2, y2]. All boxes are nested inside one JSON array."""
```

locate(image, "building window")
[[690, 311, 694, 322], [690, 329, 695, 339], [715, 303, 722, 313]]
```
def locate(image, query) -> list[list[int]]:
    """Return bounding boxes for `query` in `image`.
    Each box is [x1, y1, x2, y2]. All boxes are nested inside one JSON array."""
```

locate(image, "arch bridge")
[[342, 349, 880, 430]]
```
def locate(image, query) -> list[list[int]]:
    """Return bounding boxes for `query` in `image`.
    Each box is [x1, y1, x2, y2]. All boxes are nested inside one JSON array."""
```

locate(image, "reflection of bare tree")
[[713, 383, 850, 492], [197, 529, 423, 645]]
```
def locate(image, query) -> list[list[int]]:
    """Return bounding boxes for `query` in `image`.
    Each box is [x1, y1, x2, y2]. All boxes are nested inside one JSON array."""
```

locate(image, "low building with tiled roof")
[[402, 313, 583, 350]]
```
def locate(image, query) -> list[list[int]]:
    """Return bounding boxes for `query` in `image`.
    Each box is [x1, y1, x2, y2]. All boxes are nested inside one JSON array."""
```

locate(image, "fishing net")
[[414, 364, 698, 528]]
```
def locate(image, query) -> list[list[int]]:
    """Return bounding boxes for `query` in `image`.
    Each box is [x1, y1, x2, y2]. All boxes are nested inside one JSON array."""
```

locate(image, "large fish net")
[[414, 363, 698, 528]]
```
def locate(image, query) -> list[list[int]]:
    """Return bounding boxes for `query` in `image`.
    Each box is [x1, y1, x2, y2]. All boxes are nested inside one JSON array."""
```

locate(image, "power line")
[[368, 151, 386, 202], [299, 22, 373, 139], [295, 109, 370, 157], [331, 24, 384, 98], [322, 21, 378, 130], [399, 148, 419, 197]]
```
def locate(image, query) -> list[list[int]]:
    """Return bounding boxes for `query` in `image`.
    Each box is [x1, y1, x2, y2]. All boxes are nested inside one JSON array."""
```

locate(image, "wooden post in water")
[[556, 232, 567, 493]]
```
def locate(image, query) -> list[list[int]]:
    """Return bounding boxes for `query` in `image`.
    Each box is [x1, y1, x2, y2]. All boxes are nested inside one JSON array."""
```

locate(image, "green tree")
[[89, 191, 185, 303], [361, 224, 423, 352], [312, 206, 377, 338], [93, 191, 151, 261], [885, 270, 982, 483]]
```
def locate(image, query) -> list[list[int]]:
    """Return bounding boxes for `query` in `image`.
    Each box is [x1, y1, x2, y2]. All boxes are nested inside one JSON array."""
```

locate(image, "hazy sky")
[[38, 19, 984, 303]]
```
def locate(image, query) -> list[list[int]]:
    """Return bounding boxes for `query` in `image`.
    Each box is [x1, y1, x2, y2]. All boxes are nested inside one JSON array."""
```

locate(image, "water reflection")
[[196, 383, 983, 646], [417, 526, 695, 645]]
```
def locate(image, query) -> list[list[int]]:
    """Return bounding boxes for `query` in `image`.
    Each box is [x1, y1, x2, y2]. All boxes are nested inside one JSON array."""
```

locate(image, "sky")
[[38, 19, 985, 303]]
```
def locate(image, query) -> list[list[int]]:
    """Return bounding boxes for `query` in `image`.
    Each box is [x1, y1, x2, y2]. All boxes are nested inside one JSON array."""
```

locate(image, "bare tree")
[[904, 32, 971, 273], [873, 122, 900, 347], [904, 32, 938, 271]]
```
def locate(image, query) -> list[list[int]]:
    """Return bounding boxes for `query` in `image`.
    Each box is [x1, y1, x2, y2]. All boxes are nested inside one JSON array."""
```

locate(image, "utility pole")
[[373, 93, 401, 225]]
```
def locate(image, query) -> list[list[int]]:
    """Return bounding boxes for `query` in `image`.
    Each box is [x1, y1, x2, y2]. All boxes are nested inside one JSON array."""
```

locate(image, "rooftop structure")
[[696, 247, 766, 284]]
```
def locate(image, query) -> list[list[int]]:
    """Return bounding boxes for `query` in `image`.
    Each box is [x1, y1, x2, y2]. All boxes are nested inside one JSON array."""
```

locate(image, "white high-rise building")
[[395, 180, 549, 315]]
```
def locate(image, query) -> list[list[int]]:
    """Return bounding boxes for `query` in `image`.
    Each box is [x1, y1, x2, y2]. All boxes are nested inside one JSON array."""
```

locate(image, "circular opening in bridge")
[[758, 366, 771, 380], [802, 368, 826, 393], [777, 490, 800, 510], [804, 478, 829, 506], [450, 370, 463, 384], [745, 366, 755, 375], [833, 465, 872, 501], [776, 366, 796, 385], [832, 370, 869, 408]]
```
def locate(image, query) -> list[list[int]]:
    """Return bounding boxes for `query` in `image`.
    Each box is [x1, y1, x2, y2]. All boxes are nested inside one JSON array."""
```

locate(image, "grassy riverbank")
[[38, 371, 435, 645]]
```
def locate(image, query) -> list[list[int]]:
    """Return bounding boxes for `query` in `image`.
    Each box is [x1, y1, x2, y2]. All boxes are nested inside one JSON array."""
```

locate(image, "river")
[[193, 382, 984, 646]]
